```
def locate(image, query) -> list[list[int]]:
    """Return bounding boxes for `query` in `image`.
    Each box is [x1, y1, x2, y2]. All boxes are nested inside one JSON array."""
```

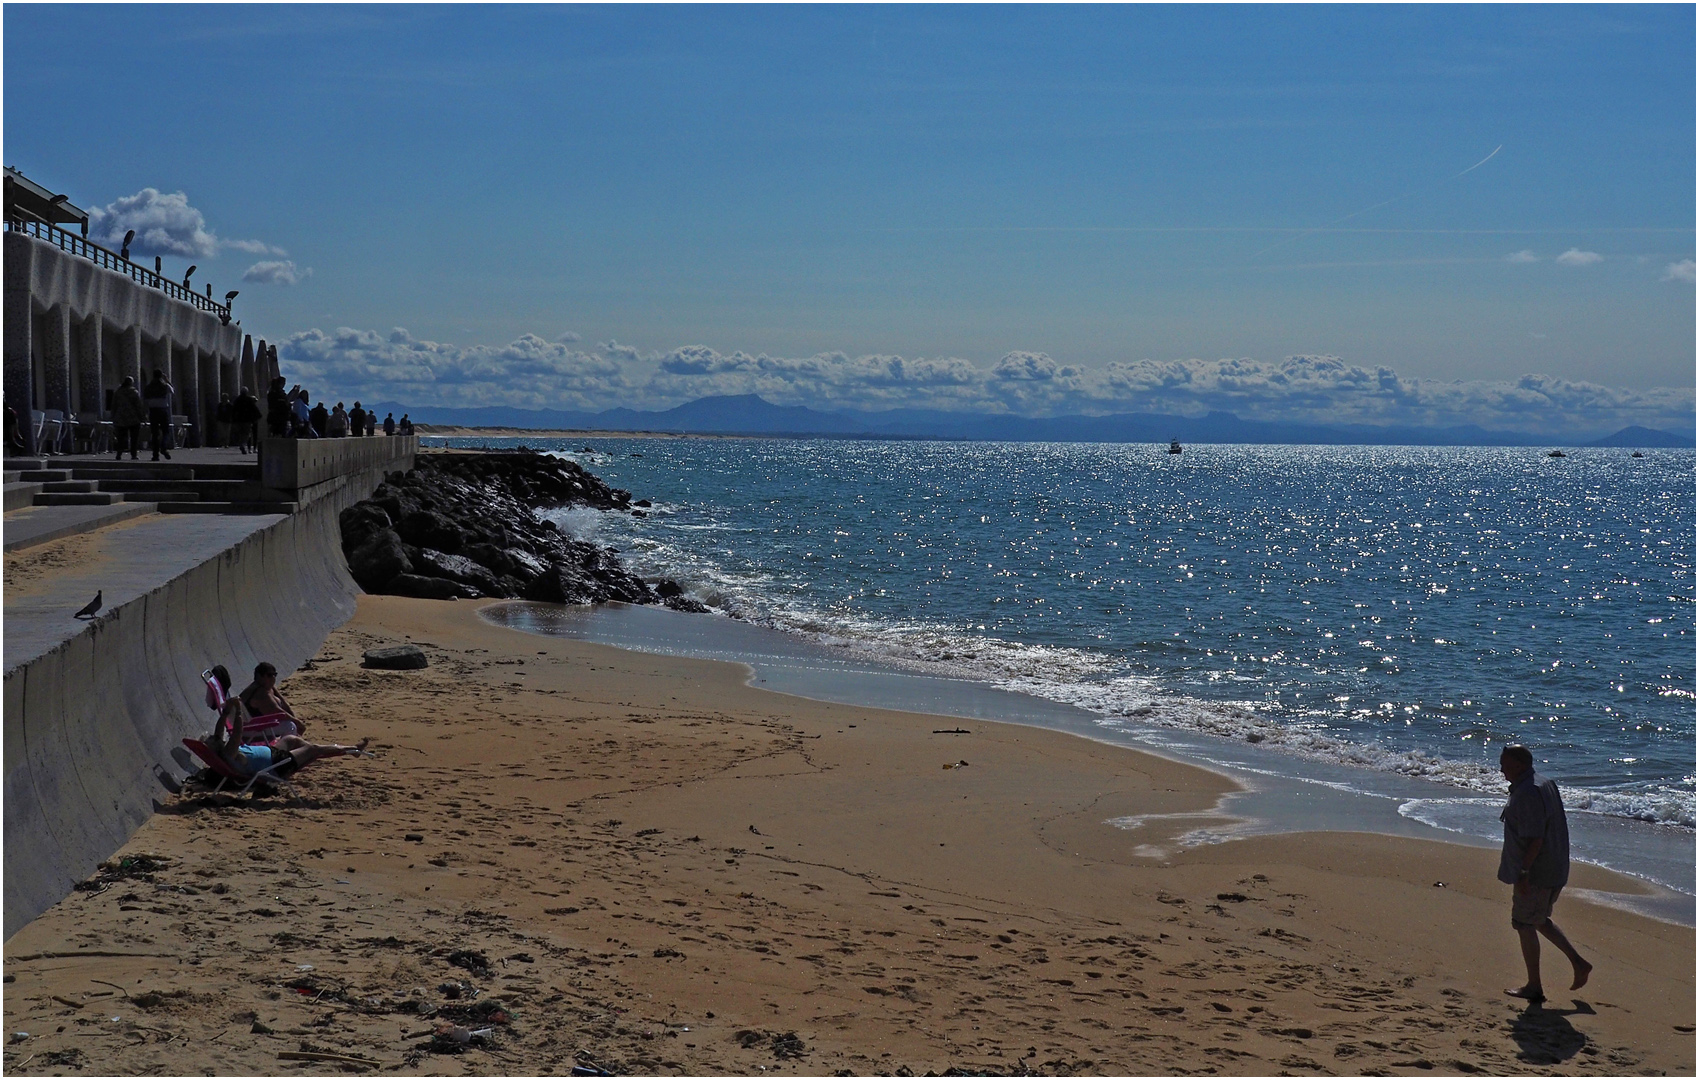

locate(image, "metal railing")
[[5, 213, 232, 319]]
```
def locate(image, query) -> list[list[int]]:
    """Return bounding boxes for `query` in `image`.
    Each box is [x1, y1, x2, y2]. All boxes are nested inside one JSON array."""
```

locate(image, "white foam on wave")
[[554, 504, 1697, 831]]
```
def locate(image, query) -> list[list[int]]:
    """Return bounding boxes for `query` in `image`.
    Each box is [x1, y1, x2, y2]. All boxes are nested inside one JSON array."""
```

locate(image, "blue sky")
[[4, 5, 1693, 428]]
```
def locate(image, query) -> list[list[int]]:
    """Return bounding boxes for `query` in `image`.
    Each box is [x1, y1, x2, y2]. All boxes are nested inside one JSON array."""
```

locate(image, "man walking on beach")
[[1498, 743, 1591, 1004]]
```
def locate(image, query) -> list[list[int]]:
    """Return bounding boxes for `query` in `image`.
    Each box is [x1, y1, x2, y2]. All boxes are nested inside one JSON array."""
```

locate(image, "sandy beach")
[[3, 595, 1692, 1076]]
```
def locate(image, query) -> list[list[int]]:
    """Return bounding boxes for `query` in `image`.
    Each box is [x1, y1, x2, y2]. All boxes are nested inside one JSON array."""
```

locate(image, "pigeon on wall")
[[73, 591, 102, 620]]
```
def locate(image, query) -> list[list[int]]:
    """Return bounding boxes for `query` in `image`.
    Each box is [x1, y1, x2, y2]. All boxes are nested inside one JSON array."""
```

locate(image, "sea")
[[429, 437, 1696, 919]]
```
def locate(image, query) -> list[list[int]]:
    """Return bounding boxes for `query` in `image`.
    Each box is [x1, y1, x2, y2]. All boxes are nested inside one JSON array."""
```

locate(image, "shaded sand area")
[[4, 597, 1692, 1075]]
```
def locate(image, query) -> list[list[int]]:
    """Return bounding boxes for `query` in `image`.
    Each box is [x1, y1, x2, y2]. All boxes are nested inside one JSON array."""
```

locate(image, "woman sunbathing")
[[209, 669, 366, 779], [220, 731, 369, 780]]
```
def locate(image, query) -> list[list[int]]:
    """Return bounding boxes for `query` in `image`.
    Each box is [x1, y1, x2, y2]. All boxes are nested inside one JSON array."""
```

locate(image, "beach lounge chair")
[[180, 737, 296, 798]]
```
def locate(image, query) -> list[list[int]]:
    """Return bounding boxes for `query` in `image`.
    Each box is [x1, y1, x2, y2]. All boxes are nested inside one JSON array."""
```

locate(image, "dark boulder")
[[396, 509, 466, 554], [461, 542, 516, 577], [522, 564, 586, 605], [523, 561, 649, 605], [347, 529, 413, 592], [505, 547, 549, 578], [655, 580, 685, 599], [340, 503, 393, 554], [387, 574, 479, 601], [409, 547, 506, 596], [663, 595, 711, 614]]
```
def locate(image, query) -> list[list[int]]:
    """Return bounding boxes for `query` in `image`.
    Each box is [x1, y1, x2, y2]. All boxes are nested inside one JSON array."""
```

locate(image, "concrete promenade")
[[2, 437, 412, 938]]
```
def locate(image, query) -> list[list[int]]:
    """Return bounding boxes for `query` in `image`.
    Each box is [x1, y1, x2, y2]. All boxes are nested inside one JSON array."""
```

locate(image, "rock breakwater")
[[339, 450, 703, 609]]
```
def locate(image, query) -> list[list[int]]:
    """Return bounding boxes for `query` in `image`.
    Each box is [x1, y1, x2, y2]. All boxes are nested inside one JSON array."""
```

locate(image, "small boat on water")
[[1167, 439, 1183, 455], [1547, 449, 1567, 458], [1632, 450, 1645, 458]]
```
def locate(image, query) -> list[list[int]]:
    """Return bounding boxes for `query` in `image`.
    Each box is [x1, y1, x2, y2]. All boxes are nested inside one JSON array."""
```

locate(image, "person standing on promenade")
[[233, 386, 262, 453], [292, 391, 316, 438], [349, 402, 367, 438], [214, 392, 234, 447], [329, 402, 350, 438], [111, 376, 145, 460], [383, 412, 396, 436], [1498, 743, 1591, 1003], [266, 377, 291, 438], [142, 368, 174, 460]]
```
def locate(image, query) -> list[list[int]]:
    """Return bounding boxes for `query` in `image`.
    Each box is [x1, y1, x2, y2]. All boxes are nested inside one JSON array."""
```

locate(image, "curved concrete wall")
[[3, 232, 245, 449], [2, 472, 384, 940]]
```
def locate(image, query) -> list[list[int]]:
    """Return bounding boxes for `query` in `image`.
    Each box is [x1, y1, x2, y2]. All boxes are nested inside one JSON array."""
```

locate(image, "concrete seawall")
[[3, 443, 412, 939]]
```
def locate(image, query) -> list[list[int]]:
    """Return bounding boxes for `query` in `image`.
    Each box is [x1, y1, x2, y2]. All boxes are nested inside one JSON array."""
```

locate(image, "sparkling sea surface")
[[434, 437, 1695, 889]]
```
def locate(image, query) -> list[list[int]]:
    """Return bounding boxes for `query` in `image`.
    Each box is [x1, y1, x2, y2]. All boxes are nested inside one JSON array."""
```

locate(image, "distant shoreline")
[[412, 423, 1690, 450], [415, 425, 765, 440]]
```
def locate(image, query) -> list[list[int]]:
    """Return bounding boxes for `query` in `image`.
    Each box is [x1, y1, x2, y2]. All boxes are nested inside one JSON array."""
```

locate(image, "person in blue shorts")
[[210, 679, 367, 781]]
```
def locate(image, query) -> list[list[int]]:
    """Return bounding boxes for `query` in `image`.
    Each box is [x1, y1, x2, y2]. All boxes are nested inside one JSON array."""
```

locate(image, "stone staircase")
[[2, 458, 296, 515]]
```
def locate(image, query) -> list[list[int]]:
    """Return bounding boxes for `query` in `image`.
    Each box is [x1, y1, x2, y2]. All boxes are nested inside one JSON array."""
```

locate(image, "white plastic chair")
[[39, 409, 64, 455]]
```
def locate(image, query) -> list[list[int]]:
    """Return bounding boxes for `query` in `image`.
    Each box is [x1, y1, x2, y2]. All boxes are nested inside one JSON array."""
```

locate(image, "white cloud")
[[1505, 250, 1539, 264], [1555, 248, 1604, 266], [242, 259, 311, 285], [86, 186, 289, 263], [554, 331, 582, 343], [278, 327, 1695, 436], [598, 339, 643, 361], [223, 237, 289, 256], [87, 188, 220, 259], [1662, 259, 1695, 284]]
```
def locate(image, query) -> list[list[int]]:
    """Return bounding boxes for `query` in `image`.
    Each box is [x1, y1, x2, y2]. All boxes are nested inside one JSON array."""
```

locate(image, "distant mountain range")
[[365, 394, 1693, 448]]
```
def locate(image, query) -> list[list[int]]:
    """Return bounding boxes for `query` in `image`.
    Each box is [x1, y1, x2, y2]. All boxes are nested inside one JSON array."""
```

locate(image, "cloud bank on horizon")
[[280, 326, 1694, 437]]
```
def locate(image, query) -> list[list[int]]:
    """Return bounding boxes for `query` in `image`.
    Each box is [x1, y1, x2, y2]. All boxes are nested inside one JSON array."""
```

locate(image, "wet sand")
[[4, 596, 1692, 1075]]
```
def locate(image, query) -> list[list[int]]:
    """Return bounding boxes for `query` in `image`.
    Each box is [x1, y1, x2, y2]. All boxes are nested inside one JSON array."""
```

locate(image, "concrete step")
[[2, 471, 20, 483], [157, 501, 296, 515], [3, 458, 47, 470], [120, 491, 201, 503], [16, 470, 72, 482], [4, 481, 44, 512], [33, 492, 121, 506], [70, 465, 197, 482], [186, 464, 262, 481], [94, 479, 243, 496], [39, 480, 99, 493]]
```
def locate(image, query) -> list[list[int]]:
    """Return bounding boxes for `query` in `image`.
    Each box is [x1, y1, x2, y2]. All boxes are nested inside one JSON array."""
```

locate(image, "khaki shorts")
[[1511, 884, 1562, 928]]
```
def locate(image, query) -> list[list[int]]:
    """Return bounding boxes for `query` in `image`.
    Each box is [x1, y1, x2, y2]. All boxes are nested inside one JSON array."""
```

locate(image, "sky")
[[4, 4, 1694, 431]]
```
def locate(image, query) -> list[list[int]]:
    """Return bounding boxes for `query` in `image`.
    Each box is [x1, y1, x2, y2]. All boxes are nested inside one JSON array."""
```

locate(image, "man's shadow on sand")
[[1509, 999, 1595, 1065]]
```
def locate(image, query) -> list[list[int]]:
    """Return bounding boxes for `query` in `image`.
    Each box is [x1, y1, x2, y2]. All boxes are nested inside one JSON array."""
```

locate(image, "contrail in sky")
[[1453, 144, 1503, 178], [1250, 144, 1504, 259]]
